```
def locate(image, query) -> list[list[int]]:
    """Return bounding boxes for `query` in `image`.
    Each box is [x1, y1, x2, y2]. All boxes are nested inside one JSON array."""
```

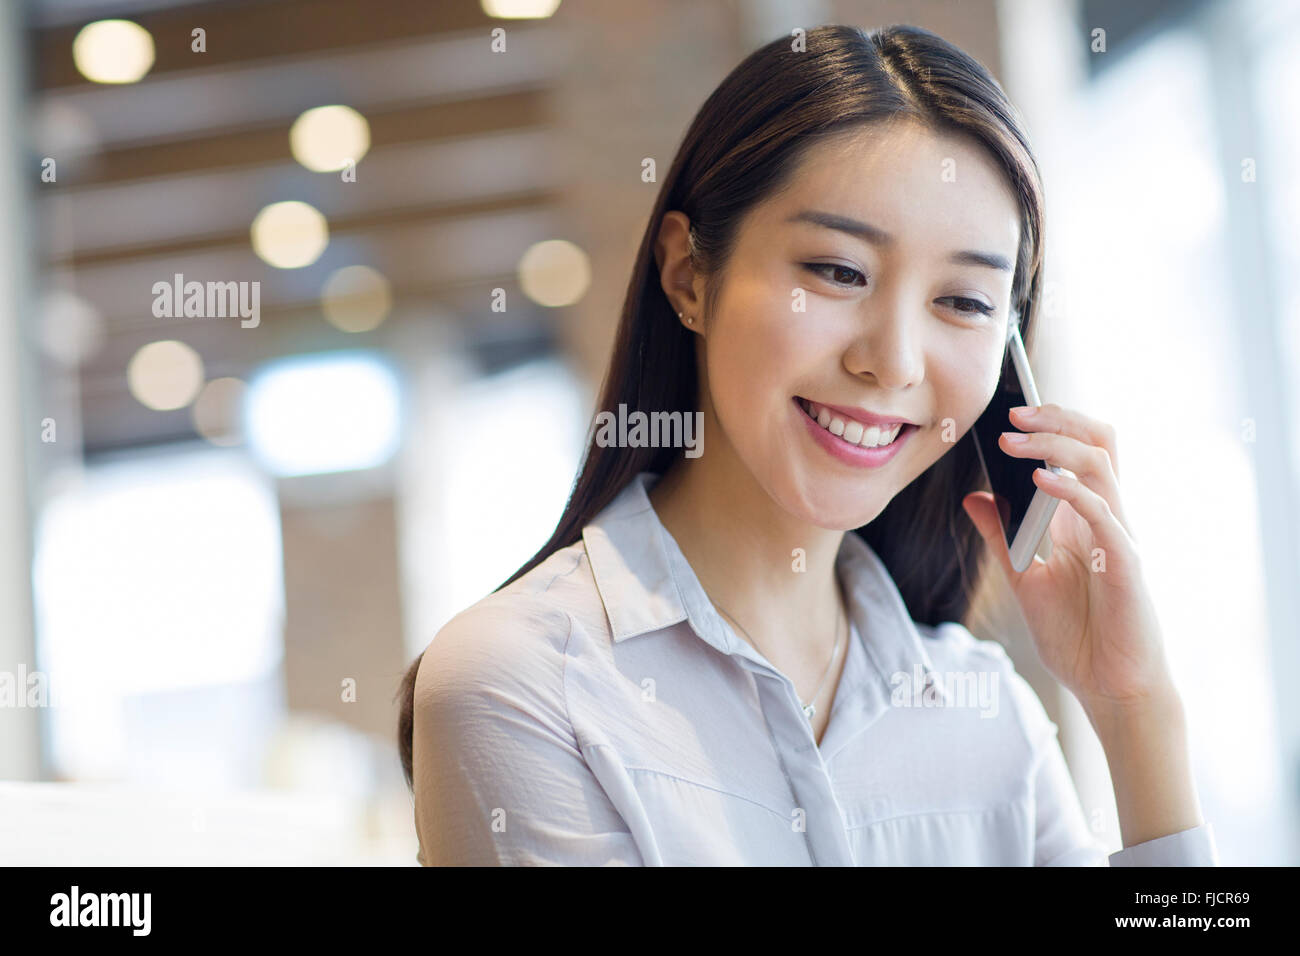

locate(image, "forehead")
[[760, 119, 1021, 256]]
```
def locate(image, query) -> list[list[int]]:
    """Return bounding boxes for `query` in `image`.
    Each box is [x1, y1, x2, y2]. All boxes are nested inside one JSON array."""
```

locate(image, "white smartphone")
[[969, 318, 1062, 572]]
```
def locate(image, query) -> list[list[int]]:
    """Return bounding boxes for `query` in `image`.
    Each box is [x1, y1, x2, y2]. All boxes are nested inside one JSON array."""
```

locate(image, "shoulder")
[[916, 619, 1013, 669], [414, 544, 588, 711], [915, 620, 1059, 750]]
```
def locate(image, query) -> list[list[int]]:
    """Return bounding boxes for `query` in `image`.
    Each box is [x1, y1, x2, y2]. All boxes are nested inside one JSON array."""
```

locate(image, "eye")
[[802, 262, 867, 288], [937, 296, 995, 318]]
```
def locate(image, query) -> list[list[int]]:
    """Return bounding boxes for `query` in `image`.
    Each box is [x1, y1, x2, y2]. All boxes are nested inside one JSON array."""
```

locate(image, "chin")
[[785, 483, 893, 531]]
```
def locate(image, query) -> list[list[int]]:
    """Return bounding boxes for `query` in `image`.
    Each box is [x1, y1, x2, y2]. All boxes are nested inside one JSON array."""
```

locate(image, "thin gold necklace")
[[712, 593, 845, 721]]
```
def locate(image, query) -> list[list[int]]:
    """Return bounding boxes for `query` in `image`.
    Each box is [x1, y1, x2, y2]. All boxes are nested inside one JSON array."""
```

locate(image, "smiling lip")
[[797, 397, 919, 428], [793, 397, 916, 468]]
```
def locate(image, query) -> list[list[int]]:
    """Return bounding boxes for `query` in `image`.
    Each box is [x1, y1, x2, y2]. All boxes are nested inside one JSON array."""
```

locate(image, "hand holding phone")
[[969, 319, 1062, 572]]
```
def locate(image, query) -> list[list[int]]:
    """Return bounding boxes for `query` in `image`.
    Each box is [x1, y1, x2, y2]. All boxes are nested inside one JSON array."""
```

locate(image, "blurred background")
[[0, 0, 1294, 865]]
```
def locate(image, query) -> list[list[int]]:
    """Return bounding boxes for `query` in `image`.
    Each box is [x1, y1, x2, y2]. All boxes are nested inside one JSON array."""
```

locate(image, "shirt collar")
[[581, 470, 948, 704]]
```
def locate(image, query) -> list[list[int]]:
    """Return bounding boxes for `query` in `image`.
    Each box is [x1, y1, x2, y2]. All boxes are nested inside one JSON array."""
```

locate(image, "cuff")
[[1108, 822, 1220, 866]]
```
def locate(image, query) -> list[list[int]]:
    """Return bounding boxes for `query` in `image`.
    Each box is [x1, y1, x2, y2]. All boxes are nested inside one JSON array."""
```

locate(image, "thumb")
[[962, 491, 1018, 583]]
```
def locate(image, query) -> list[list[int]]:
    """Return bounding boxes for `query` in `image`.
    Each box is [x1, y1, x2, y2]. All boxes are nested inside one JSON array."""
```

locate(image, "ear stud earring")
[[677, 310, 693, 325]]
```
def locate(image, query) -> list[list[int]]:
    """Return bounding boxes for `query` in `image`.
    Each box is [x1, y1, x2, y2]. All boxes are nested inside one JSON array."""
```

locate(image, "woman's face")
[[696, 119, 1022, 529]]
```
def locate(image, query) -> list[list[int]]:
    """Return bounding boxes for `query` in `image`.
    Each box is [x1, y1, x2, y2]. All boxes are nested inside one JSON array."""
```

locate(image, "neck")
[[646, 448, 846, 663]]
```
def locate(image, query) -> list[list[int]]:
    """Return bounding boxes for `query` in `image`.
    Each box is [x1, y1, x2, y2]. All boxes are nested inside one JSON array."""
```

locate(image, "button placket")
[[745, 662, 855, 866]]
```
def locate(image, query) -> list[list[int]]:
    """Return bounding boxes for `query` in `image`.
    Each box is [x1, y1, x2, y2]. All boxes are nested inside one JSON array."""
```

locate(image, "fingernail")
[[1011, 405, 1036, 418], [1001, 431, 1028, 443]]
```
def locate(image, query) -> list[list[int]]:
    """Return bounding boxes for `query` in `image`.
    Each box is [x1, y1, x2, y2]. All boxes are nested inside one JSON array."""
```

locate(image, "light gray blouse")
[[412, 470, 1219, 866]]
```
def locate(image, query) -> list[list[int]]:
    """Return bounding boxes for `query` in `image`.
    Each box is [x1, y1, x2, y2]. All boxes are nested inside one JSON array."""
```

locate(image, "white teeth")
[[801, 399, 904, 448]]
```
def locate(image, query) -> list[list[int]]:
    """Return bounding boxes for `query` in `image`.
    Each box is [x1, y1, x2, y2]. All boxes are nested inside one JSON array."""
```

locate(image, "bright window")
[[32, 445, 285, 788]]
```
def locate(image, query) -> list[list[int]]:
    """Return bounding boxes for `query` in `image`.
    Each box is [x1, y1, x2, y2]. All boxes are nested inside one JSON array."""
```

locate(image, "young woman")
[[396, 23, 1218, 866]]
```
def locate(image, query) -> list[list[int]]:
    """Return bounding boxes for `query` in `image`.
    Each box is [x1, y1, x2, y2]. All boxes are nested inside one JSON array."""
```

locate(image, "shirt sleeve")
[[411, 599, 644, 866], [1108, 822, 1220, 866], [1010, 662, 1221, 866]]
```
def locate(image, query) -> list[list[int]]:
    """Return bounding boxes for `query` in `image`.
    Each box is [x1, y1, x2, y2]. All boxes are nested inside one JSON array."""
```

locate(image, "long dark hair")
[[397, 23, 1046, 787]]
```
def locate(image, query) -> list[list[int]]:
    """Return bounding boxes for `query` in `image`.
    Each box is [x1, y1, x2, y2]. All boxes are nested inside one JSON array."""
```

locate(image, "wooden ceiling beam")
[[53, 189, 563, 270], [35, 28, 564, 151], [57, 90, 551, 187], [35, 0, 502, 90]]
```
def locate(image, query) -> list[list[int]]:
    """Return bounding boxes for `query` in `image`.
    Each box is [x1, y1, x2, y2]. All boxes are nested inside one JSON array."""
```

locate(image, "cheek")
[[930, 337, 1005, 432], [708, 280, 813, 407]]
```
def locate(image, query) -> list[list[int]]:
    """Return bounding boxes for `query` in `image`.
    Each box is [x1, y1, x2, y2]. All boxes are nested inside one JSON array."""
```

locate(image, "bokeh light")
[[127, 340, 205, 411], [250, 200, 329, 269], [481, 0, 563, 18], [320, 265, 392, 333], [289, 105, 371, 173], [191, 377, 248, 446], [517, 239, 590, 307], [39, 289, 105, 368], [72, 20, 155, 84]]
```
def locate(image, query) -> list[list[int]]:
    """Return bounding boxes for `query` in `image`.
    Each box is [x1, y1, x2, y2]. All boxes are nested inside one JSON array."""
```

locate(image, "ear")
[[655, 211, 702, 324]]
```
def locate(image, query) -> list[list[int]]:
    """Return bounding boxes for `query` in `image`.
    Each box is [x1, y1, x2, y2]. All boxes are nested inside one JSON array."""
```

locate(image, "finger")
[[1009, 403, 1119, 480], [961, 491, 1028, 584], [1030, 466, 1136, 569], [998, 429, 1130, 534]]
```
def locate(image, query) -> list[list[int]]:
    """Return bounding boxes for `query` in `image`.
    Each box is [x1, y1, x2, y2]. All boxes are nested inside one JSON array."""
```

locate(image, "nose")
[[843, 293, 925, 389]]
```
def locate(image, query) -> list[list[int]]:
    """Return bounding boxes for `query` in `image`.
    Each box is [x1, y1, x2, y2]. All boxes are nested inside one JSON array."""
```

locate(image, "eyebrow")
[[786, 209, 1014, 272]]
